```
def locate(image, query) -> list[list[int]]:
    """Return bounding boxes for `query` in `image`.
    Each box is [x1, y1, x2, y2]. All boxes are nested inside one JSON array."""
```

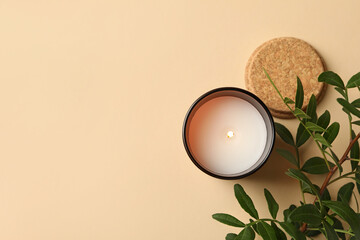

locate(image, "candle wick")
[[227, 131, 234, 138]]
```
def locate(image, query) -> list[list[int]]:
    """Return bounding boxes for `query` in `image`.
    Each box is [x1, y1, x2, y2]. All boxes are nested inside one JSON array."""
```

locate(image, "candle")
[[183, 88, 275, 179]]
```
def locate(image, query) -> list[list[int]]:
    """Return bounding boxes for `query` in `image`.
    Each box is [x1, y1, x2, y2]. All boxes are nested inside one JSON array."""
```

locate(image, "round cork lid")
[[245, 37, 326, 118]]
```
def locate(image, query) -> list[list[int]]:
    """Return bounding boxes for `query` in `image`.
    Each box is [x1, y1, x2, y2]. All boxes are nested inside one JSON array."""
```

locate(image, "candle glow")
[[227, 131, 234, 138]]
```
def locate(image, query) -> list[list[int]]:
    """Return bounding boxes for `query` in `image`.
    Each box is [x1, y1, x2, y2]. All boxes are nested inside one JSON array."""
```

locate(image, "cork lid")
[[245, 37, 326, 119]]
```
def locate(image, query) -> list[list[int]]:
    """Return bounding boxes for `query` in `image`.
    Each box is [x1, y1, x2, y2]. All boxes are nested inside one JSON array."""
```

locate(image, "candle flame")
[[227, 131, 234, 138]]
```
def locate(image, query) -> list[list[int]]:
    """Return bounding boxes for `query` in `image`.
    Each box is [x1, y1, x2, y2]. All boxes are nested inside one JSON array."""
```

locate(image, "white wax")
[[188, 96, 267, 176]]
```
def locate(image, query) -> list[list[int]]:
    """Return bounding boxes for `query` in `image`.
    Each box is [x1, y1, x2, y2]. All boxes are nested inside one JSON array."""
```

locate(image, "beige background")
[[0, 0, 360, 239]]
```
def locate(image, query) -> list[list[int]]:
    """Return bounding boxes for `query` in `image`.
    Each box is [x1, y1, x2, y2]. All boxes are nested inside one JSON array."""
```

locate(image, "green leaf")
[[342, 107, 353, 118], [235, 226, 255, 240], [293, 108, 311, 119], [264, 189, 279, 219], [323, 122, 340, 147], [277, 149, 298, 166], [275, 122, 295, 147], [288, 204, 322, 226], [270, 222, 287, 240], [212, 213, 245, 227], [284, 97, 295, 105], [352, 98, 360, 108], [337, 182, 355, 204], [323, 201, 360, 239], [302, 183, 319, 195], [335, 87, 347, 99], [351, 130, 360, 171], [305, 122, 325, 132], [332, 217, 346, 240], [279, 222, 306, 240], [321, 187, 332, 201], [323, 221, 339, 240], [337, 98, 360, 118], [314, 133, 332, 147], [305, 229, 321, 238], [249, 219, 259, 234], [306, 94, 317, 122], [286, 169, 319, 198], [303, 185, 331, 203], [301, 157, 334, 174], [317, 110, 331, 129], [350, 177, 360, 186], [296, 122, 310, 147], [347, 72, 360, 88], [295, 77, 304, 109], [283, 204, 297, 222], [318, 71, 345, 89], [330, 148, 343, 175], [257, 221, 277, 240], [226, 233, 238, 240], [353, 120, 360, 126], [234, 184, 259, 219], [356, 173, 360, 195]]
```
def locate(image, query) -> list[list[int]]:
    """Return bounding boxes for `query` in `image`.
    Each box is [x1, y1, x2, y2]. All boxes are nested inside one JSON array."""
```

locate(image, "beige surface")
[[0, 1, 359, 239]]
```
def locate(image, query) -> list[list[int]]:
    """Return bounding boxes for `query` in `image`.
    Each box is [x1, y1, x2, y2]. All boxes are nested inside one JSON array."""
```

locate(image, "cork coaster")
[[245, 37, 326, 119]]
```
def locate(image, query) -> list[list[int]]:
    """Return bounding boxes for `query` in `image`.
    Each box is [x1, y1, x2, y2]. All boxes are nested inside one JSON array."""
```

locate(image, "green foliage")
[[305, 121, 325, 132], [234, 184, 259, 219], [323, 201, 360, 238], [306, 95, 317, 122], [295, 77, 304, 109], [351, 130, 360, 171], [279, 222, 306, 240], [236, 226, 255, 240], [337, 182, 354, 203], [318, 71, 345, 89], [301, 157, 334, 174], [288, 204, 322, 225], [271, 222, 287, 240], [347, 72, 360, 88], [264, 189, 279, 219], [337, 98, 360, 118], [257, 221, 277, 240], [275, 122, 295, 146], [323, 122, 340, 147], [213, 71, 360, 240], [317, 110, 331, 129], [225, 233, 237, 240], [212, 213, 245, 227], [277, 149, 298, 166], [296, 122, 310, 147], [323, 221, 338, 240]]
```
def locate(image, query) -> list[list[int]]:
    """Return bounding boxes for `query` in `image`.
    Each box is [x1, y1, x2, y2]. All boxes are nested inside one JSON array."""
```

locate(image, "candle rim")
[[182, 87, 276, 180]]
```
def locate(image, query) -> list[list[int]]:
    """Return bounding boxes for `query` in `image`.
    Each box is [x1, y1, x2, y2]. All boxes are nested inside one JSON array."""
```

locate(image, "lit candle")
[[183, 88, 275, 179]]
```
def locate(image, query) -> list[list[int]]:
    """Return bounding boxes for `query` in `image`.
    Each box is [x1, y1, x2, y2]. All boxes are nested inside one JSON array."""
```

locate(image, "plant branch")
[[327, 170, 358, 185], [264, 69, 332, 169], [300, 131, 360, 232]]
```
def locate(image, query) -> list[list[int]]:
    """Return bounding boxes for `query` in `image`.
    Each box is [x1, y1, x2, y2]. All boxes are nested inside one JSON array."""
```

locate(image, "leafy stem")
[[345, 87, 353, 141], [307, 227, 355, 236], [328, 170, 359, 186], [246, 218, 279, 226], [264, 69, 331, 170]]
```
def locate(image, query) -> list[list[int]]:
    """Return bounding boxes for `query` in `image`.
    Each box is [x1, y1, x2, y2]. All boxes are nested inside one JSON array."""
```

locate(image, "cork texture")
[[245, 37, 326, 118]]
